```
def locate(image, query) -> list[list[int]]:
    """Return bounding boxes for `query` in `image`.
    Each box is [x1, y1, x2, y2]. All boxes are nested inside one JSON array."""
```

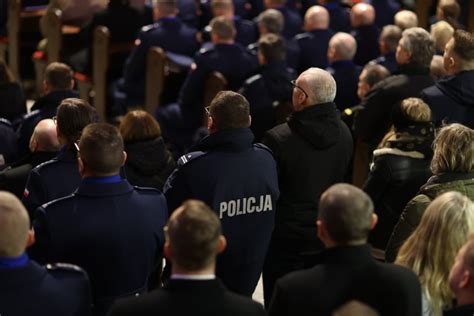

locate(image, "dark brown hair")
[[119, 110, 161, 143], [452, 30, 474, 61], [209, 91, 250, 130]]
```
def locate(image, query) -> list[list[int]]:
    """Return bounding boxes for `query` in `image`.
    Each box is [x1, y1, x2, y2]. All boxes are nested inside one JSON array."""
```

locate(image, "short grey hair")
[[301, 67, 337, 104], [381, 25, 402, 51], [394, 10, 418, 30], [400, 27, 435, 69], [329, 32, 357, 60], [257, 9, 284, 34]]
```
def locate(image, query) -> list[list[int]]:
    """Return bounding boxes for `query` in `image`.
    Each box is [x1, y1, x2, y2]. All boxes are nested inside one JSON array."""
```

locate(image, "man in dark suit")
[[30, 123, 168, 316], [17, 62, 77, 157], [107, 199, 265, 316], [268, 183, 422, 316], [327, 32, 361, 111], [294, 5, 332, 73], [0, 119, 59, 198], [422, 30, 474, 128], [0, 191, 91, 316], [350, 3, 379, 66]]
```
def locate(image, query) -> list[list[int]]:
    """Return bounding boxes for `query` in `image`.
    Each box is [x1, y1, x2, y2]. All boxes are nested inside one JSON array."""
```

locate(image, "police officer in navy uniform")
[[164, 91, 279, 297], [263, 0, 302, 40], [350, 3, 380, 67], [22, 98, 99, 220], [0, 118, 18, 166], [240, 34, 294, 141], [30, 123, 168, 316], [118, 0, 200, 103], [0, 191, 91, 316], [319, 0, 351, 33], [368, 25, 401, 74], [294, 5, 332, 73]]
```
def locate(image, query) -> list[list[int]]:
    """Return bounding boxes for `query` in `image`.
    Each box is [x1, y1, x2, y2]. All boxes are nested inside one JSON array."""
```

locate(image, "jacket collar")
[[321, 244, 374, 266], [195, 128, 254, 152], [56, 145, 77, 162], [0, 260, 46, 290], [75, 179, 134, 197], [164, 278, 226, 293], [397, 63, 430, 76], [425, 172, 474, 187]]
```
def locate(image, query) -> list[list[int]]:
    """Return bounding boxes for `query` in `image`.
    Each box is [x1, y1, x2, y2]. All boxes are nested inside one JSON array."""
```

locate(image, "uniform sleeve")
[[363, 156, 391, 207], [163, 166, 193, 215], [28, 206, 51, 264], [23, 169, 46, 222], [385, 194, 431, 262], [76, 271, 93, 316], [268, 280, 289, 316], [123, 31, 151, 84], [178, 53, 209, 109]]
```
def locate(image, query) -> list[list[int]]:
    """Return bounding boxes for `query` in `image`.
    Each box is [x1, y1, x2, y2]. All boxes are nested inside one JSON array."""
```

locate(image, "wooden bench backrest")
[[145, 46, 166, 115], [203, 71, 228, 125]]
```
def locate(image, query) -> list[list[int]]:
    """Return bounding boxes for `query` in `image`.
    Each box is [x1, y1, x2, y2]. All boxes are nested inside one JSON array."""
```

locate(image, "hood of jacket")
[[288, 102, 342, 149], [261, 61, 294, 102], [125, 137, 173, 174], [436, 70, 474, 107]]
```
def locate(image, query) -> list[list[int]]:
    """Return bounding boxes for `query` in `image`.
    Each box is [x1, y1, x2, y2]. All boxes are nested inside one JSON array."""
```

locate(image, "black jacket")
[[268, 245, 421, 316], [444, 304, 474, 316], [354, 64, 434, 150], [262, 102, 353, 248], [363, 150, 432, 249], [421, 70, 474, 128], [239, 61, 295, 141], [124, 137, 176, 191], [108, 279, 264, 316]]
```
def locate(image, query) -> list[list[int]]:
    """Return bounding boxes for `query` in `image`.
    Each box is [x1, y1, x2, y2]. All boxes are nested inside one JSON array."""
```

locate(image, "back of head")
[[156, 0, 177, 16], [399, 27, 435, 69], [458, 235, 474, 281], [56, 98, 99, 146], [0, 191, 30, 257], [431, 123, 474, 175], [391, 97, 432, 131], [257, 9, 284, 35], [318, 183, 374, 245], [211, 0, 233, 16], [258, 33, 286, 63], [431, 55, 449, 80], [0, 59, 14, 85], [30, 119, 60, 152], [210, 16, 235, 41], [119, 110, 161, 144], [350, 3, 375, 27], [437, 0, 460, 29], [78, 123, 124, 176], [208, 91, 250, 130], [333, 301, 380, 316], [452, 30, 474, 65], [361, 64, 390, 88], [396, 191, 474, 311], [299, 67, 337, 105], [167, 200, 222, 271], [329, 32, 357, 61], [394, 10, 418, 30], [380, 25, 402, 52], [431, 21, 454, 53], [44, 62, 73, 91], [304, 5, 329, 31], [264, 0, 285, 9]]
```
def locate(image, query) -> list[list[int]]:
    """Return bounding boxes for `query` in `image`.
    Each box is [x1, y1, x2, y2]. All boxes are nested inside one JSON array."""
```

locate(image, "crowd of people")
[[0, 0, 473, 315]]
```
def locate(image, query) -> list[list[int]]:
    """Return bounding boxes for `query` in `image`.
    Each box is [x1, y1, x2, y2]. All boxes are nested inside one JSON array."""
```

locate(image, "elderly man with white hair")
[[262, 67, 353, 306], [327, 32, 362, 110], [350, 3, 380, 66]]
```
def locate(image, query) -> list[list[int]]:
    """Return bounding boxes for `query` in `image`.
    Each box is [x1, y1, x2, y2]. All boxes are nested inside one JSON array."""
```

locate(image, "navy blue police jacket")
[[121, 17, 199, 98], [201, 16, 259, 47], [164, 128, 279, 296], [327, 60, 362, 111], [179, 43, 258, 127], [30, 176, 168, 315], [325, 2, 351, 33], [295, 29, 333, 73], [239, 61, 295, 141], [23, 145, 80, 221], [276, 6, 303, 40], [352, 24, 380, 66], [369, 51, 397, 74], [0, 118, 18, 166], [0, 255, 92, 316]]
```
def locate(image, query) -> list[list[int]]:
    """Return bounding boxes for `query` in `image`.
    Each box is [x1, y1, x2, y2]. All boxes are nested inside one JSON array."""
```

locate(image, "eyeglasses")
[[290, 80, 308, 99], [205, 106, 211, 117]]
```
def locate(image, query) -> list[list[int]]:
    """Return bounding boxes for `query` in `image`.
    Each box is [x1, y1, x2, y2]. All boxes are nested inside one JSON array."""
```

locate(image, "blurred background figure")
[[394, 10, 418, 31], [0, 59, 25, 122]]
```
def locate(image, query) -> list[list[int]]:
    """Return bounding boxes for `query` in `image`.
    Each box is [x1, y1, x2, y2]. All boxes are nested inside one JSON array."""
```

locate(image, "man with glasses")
[[164, 90, 279, 297], [261, 67, 353, 306]]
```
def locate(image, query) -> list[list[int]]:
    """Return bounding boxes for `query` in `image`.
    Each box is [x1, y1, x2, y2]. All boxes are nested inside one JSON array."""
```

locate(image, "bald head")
[[394, 10, 418, 30], [294, 68, 336, 109], [29, 119, 60, 153], [350, 3, 375, 27], [304, 5, 329, 31], [0, 191, 30, 257], [328, 32, 357, 62], [318, 184, 374, 245]]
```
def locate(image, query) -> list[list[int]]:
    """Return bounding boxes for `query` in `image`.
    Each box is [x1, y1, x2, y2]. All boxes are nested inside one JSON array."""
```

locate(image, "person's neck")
[[82, 172, 120, 179], [171, 264, 215, 276], [455, 292, 474, 306], [213, 39, 235, 45]]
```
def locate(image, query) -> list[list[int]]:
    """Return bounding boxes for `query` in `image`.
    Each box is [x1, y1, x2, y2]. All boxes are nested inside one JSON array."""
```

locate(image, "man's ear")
[[217, 235, 227, 254], [207, 116, 214, 131], [460, 270, 471, 289], [121, 151, 127, 166], [370, 213, 378, 230], [248, 115, 252, 127], [164, 241, 173, 260], [78, 156, 85, 177], [69, 79, 74, 90], [26, 229, 35, 248], [316, 220, 324, 240]]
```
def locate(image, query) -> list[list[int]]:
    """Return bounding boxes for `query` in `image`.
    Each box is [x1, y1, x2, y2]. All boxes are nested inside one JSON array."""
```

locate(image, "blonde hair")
[[431, 123, 474, 174], [431, 21, 454, 53], [396, 192, 474, 315], [400, 97, 432, 123]]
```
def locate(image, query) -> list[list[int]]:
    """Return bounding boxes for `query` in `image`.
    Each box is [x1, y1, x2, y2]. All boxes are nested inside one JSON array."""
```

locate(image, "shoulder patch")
[[46, 263, 86, 274], [245, 74, 263, 85], [254, 142, 273, 155], [177, 151, 207, 167], [295, 33, 311, 41], [41, 193, 76, 209]]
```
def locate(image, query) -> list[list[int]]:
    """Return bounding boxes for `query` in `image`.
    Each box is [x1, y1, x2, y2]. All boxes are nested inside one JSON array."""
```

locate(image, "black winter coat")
[[124, 137, 176, 191], [263, 102, 353, 248]]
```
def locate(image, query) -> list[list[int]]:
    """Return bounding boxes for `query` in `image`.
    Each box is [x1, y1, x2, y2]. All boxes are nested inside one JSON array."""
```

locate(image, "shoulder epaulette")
[[247, 43, 258, 54], [41, 193, 76, 209], [33, 157, 59, 171], [46, 263, 86, 274], [295, 33, 311, 41], [254, 142, 273, 154], [22, 109, 41, 120], [133, 186, 162, 194], [199, 46, 214, 55], [177, 151, 207, 167], [245, 74, 263, 85], [0, 117, 12, 127], [141, 23, 157, 33]]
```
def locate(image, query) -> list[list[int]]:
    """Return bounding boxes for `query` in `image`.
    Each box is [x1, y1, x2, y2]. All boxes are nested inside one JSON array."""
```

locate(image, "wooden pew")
[[202, 71, 227, 125], [144, 46, 166, 115], [7, 0, 45, 80]]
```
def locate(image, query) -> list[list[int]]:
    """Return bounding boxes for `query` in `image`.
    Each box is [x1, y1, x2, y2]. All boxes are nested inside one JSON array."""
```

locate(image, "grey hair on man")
[[297, 67, 337, 106], [399, 27, 435, 69], [329, 32, 357, 61]]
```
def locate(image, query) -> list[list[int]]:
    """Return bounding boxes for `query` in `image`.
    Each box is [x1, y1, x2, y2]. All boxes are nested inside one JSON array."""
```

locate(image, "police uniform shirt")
[[0, 253, 91, 316], [164, 128, 279, 296], [276, 6, 303, 40], [295, 29, 333, 73]]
